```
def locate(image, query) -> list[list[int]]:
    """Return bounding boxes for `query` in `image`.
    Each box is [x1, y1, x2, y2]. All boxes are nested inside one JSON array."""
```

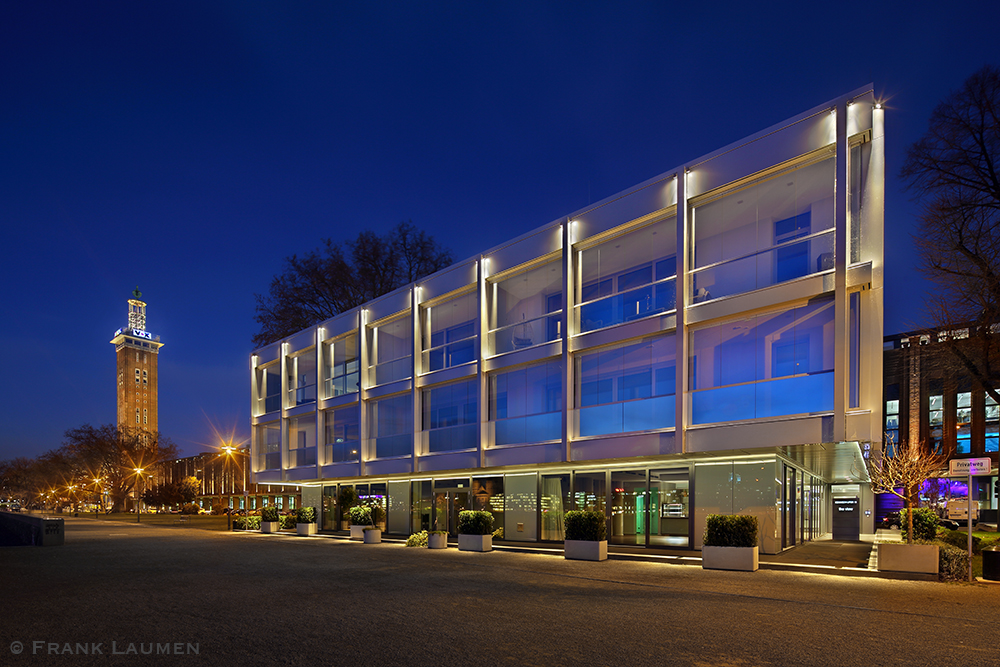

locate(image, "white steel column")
[[561, 220, 573, 463], [477, 258, 488, 468], [834, 101, 849, 442], [675, 173, 688, 453]]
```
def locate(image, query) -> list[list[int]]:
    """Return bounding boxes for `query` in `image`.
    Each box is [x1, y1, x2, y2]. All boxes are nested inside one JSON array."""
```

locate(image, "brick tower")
[[110, 287, 163, 432]]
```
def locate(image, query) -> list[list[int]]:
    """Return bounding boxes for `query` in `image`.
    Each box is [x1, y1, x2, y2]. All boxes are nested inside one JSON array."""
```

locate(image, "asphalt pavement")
[[2, 518, 999, 667]]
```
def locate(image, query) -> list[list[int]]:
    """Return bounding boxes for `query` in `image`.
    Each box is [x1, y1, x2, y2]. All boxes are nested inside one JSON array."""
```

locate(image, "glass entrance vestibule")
[[317, 456, 827, 554]]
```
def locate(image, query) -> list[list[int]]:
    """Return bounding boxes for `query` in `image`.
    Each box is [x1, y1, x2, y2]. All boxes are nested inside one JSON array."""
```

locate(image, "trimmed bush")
[[900, 508, 938, 542], [492, 527, 504, 540], [280, 513, 297, 529], [703, 514, 758, 548], [179, 503, 200, 515], [234, 515, 261, 530], [564, 510, 607, 541], [260, 506, 279, 522], [349, 505, 373, 526], [406, 530, 429, 547], [296, 506, 316, 524], [938, 543, 969, 581], [939, 529, 982, 554], [458, 510, 493, 535]]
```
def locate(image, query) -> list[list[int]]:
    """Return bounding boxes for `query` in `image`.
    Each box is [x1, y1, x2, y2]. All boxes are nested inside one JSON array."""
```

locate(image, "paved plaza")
[[2, 519, 999, 666]]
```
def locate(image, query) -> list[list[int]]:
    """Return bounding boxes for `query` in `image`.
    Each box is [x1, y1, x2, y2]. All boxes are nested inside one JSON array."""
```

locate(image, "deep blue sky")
[[2, 2, 997, 460]]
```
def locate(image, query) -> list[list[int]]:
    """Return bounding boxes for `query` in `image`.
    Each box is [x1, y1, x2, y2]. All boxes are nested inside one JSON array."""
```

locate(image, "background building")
[[159, 449, 301, 512], [251, 86, 885, 553], [110, 288, 162, 432], [882, 328, 999, 520]]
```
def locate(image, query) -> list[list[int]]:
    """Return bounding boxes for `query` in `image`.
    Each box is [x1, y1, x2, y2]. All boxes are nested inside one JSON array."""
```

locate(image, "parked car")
[[879, 512, 901, 529]]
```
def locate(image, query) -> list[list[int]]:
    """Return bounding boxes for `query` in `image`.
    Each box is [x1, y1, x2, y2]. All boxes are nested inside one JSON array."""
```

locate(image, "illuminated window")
[[956, 390, 971, 454], [987, 391, 999, 453], [928, 381, 943, 454], [884, 383, 899, 456]]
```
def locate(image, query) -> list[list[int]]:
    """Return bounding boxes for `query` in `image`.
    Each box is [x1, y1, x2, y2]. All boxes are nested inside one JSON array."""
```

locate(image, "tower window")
[[135, 408, 140, 424], [143, 370, 148, 385], [135, 369, 141, 384], [143, 409, 147, 425]]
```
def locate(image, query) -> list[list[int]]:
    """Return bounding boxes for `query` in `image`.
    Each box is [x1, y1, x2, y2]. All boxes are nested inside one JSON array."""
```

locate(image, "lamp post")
[[134, 468, 145, 523], [93, 478, 103, 519], [221, 444, 236, 530]]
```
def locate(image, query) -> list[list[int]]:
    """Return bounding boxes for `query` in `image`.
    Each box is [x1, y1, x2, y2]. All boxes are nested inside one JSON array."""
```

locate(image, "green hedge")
[[703, 514, 758, 548], [899, 508, 938, 542], [564, 511, 606, 541], [280, 513, 297, 529], [234, 515, 261, 530], [296, 506, 316, 524], [458, 510, 494, 535], [939, 529, 982, 554], [406, 530, 428, 547], [179, 503, 200, 515], [349, 506, 373, 526], [938, 544, 969, 581], [260, 506, 279, 522]]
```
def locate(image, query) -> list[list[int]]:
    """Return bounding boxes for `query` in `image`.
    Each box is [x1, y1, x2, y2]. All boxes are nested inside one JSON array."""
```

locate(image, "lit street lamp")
[[221, 444, 236, 531], [134, 468, 145, 523]]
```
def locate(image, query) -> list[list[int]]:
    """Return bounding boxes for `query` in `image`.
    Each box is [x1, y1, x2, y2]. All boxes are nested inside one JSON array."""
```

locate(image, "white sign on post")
[[949, 458, 992, 476]]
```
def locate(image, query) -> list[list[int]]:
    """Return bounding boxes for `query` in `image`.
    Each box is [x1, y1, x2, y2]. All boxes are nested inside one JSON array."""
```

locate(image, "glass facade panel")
[[368, 315, 412, 386], [540, 473, 570, 541], [422, 291, 477, 372], [690, 298, 835, 424], [574, 472, 606, 513], [490, 360, 562, 446], [369, 394, 413, 458], [928, 382, 943, 454], [649, 468, 689, 547], [576, 333, 675, 436], [957, 390, 971, 454], [262, 364, 281, 414], [324, 334, 359, 398], [257, 422, 281, 470], [325, 405, 359, 463], [504, 473, 537, 542], [423, 379, 478, 452], [611, 469, 646, 545], [576, 217, 677, 333], [884, 383, 900, 455], [287, 351, 317, 406], [488, 260, 562, 355], [987, 391, 999, 453], [387, 480, 409, 534], [472, 476, 504, 538], [411, 480, 432, 533], [286, 414, 317, 467], [692, 158, 835, 301]]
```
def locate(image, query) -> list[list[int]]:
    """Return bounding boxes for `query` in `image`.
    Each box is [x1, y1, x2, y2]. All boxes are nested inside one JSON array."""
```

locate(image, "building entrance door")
[[433, 489, 469, 536]]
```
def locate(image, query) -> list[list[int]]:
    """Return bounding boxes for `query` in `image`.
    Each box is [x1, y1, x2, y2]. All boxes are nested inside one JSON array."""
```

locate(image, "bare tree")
[[62, 424, 177, 513], [857, 436, 946, 543], [252, 221, 453, 347], [902, 64, 1000, 402]]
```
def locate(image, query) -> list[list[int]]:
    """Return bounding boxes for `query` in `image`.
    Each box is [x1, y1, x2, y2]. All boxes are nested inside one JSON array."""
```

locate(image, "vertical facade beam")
[[411, 287, 420, 474], [358, 309, 370, 477], [675, 173, 688, 454], [561, 220, 573, 463], [279, 342, 289, 481], [478, 258, 488, 468], [834, 101, 849, 442]]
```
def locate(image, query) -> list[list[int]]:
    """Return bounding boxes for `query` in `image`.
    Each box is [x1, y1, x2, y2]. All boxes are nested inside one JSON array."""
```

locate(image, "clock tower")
[[110, 287, 163, 432]]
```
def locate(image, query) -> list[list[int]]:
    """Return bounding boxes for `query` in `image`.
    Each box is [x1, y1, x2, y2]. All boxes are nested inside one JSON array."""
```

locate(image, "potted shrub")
[[701, 514, 759, 571], [280, 512, 298, 530], [363, 525, 382, 544], [296, 506, 317, 536], [349, 505, 373, 540], [563, 510, 607, 561], [338, 486, 359, 530], [877, 507, 940, 574], [457, 510, 494, 552], [260, 506, 280, 534], [405, 530, 429, 547], [235, 514, 261, 531], [427, 530, 448, 549]]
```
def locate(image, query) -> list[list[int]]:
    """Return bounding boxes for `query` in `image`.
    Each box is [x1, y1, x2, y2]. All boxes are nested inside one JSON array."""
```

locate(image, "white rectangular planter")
[[260, 521, 280, 534], [701, 546, 759, 571], [296, 523, 317, 536], [564, 540, 608, 561], [363, 528, 382, 544], [877, 543, 939, 574], [458, 534, 492, 552], [428, 533, 448, 549], [350, 525, 366, 540]]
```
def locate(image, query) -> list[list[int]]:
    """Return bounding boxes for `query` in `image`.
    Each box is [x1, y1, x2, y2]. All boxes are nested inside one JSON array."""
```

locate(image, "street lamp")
[[93, 478, 103, 519], [221, 444, 236, 530], [134, 468, 145, 523]]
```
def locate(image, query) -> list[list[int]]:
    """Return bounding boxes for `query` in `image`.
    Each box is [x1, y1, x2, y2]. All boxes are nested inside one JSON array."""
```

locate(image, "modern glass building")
[[250, 86, 884, 553]]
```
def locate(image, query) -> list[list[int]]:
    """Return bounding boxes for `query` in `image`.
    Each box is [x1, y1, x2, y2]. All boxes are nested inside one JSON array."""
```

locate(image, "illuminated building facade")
[[251, 86, 885, 553], [111, 288, 162, 433]]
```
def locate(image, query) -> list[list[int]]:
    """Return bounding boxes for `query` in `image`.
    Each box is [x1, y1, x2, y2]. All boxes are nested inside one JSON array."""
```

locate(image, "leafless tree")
[[902, 64, 1000, 402], [857, 435, 946, 543], [252, 221, 453, 347]]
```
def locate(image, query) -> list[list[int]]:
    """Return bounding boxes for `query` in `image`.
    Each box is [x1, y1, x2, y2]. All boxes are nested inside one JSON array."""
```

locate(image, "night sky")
[[2, 2, 997, 460]]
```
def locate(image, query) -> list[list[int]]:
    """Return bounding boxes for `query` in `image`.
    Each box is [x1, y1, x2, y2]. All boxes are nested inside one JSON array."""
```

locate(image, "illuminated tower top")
[[128, 286, 146, 330]]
